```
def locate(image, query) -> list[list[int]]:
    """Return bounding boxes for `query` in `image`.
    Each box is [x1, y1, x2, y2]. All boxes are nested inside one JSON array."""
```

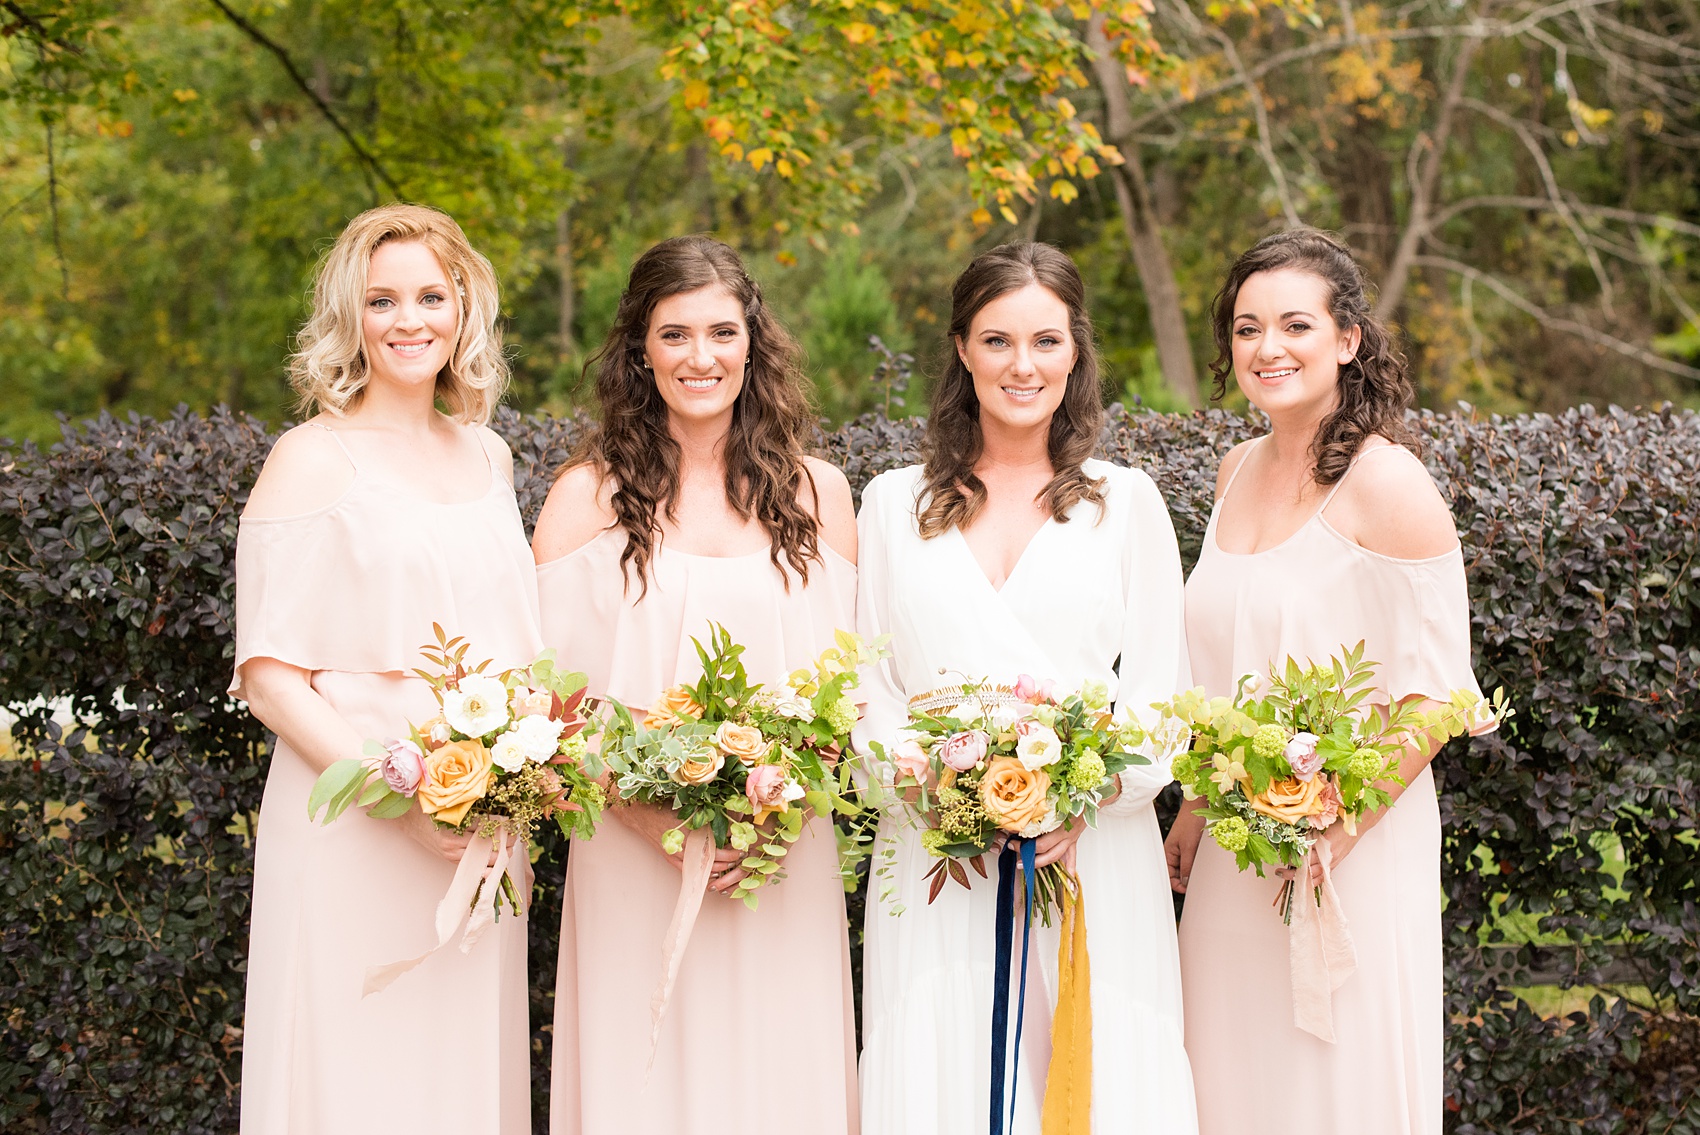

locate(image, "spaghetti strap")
[[1318, 442, 1414, 511], [308, 422, 359, 472], [1217, 434, 1268, 504]]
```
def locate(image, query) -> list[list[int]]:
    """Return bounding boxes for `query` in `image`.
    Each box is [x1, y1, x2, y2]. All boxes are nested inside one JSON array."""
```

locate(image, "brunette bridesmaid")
[[1166, 229, 1492, 1135], [233, 205, 539, 1134], [533, 236, 859, 1134]]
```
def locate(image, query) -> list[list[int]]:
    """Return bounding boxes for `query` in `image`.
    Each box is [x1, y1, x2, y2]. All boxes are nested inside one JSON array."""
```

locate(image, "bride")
[[853, 241, 1198, 1133]]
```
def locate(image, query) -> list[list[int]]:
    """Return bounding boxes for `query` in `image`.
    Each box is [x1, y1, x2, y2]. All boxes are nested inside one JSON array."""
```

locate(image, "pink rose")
[[1313, 777, 1343, 830], [380, 738, 425, 796], [891, 738, 929, 782], [939, 730, 989, 772], [1285, 731, 1323, 780], [1012, 674, 1055, 705], [745, 764, 803, 823], [513, 688, 554, 718]]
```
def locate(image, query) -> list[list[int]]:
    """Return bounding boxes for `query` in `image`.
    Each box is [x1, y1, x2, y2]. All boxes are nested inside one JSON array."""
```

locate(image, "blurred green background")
[[2, 0, 1697, 445]]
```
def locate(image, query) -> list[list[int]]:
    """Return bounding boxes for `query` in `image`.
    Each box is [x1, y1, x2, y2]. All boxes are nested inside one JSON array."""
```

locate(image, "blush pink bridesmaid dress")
[[231, 424, 542, 1135], [539, 530, 859, 1135], [1179, 440, 1490, 1135]]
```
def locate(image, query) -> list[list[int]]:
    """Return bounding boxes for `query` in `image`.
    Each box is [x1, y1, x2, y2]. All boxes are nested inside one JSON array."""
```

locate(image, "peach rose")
[[1245, 775, 1329, 824], [714, 721, 768, 765], [416, 739, 494, 827], [669, 741, 724, 786], [979, 756, 1052, 833], [644, 685, 704, 729]]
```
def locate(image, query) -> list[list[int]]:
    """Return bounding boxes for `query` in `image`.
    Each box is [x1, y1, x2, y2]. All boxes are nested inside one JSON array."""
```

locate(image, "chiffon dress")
[[1179, 440, 1490, 1135], [231, 423, 542, 1135], [854, 460, 1199, 1135], [540, 529, 859, 1135]]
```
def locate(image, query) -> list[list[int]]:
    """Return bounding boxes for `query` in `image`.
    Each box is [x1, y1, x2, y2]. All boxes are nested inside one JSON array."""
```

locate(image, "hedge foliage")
[[1, 404, 1696, 1134]]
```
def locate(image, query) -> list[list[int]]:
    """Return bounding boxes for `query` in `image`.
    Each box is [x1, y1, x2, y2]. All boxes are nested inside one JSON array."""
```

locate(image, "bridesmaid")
[[1166, 229, 1491, 1135], [855, 242, 1198, 1133], [534, 236, 859, 1134], [233, 204, 539, 1134]]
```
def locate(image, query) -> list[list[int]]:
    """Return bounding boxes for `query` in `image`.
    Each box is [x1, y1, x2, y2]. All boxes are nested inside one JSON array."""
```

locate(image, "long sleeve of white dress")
[[1104, 469, 1193, 815], [854, 461, 1198, 1135]]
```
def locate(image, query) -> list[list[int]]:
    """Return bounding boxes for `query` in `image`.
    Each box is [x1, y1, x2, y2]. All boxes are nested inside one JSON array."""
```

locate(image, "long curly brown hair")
[[566, 235, 819, 592], [916, 242, 1106, 538], [1207, 228, 1419, 484]]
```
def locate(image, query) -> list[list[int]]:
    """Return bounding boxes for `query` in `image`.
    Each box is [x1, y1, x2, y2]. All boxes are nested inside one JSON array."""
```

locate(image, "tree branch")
[[1, 1, 82, 54], [1375, 25, 1484, 319], [1426, 194, 1700, 241], [1413, 255, 1700, 381], [204, 0, 402, 201]]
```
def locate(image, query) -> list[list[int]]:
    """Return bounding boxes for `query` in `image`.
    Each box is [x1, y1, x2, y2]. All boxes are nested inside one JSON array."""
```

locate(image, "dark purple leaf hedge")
[[1, 403, 1695, 1134]]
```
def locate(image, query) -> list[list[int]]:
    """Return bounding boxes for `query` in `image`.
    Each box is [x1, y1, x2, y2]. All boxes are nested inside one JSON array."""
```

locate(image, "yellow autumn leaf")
[[842, 21, 877, 45], [971, 207, 993, 226], [747, 147, 774, 171], [776, 250, 798, 266], [999, 204, 1018, 224], [705, 116, 736, 144], [720, 142, 745, 162], [775, 157, 794, 178], [172, 88, 199, 103], [1050, 179, 1079, 203], [682, 80, 711, 110]]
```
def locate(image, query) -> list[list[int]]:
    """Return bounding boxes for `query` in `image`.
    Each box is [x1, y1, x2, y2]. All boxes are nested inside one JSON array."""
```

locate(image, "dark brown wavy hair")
[[566, 235, 819, 592], [1207, 228, 1419, 485], [916, 242, 1106, 538]]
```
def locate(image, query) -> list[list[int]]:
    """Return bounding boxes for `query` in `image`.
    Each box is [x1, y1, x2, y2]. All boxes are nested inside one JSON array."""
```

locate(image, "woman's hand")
[[397, 805, 476, 864], [614, 800, 748, 891], [1030, 817, 1088, 870], [1163, 803, 1206, 894], [1279, 823, 1361, 887]]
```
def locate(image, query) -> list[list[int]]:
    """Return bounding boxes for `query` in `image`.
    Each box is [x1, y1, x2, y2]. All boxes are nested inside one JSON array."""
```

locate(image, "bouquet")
[[599, 624, 885, 908], [1160, 641, 1506, 921], [880, 673, 1151, 925], [308, 626, 606, 921]]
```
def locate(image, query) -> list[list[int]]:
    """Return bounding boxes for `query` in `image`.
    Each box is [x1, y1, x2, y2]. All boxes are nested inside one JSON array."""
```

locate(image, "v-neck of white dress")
[[950, 515, 1056, 596]]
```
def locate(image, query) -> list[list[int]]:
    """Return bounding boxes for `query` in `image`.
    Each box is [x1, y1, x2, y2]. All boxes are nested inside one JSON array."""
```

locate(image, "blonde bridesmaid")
[[232, 205, 539, 1134], [1166, 229, 1492, 1135], [534, 236, 859, 1134]]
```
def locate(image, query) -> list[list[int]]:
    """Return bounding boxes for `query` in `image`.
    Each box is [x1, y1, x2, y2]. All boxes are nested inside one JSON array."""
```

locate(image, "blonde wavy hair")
[[289, 204, 508, 424]]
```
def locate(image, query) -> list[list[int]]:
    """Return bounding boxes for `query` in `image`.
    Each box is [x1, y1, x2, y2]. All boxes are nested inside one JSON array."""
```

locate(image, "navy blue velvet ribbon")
[[989, 838, 1038, 1135]]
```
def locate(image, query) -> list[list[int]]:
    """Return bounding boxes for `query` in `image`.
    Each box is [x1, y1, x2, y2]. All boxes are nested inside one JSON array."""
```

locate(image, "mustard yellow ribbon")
[[1041, 876, 1092, 1133]]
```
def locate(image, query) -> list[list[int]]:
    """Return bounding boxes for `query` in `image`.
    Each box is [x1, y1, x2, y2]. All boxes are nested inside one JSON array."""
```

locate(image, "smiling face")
[[1230, 268, 1362, 421], [644, 283, 749, 429], [362, 240, 460, 395], [956, 282, 1077, 436]]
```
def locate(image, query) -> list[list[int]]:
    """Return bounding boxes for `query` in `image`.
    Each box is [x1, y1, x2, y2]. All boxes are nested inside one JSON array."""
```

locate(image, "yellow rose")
[[714, 721, 769, 765], [670, 742, 725, 787], [979, 756, 1052, 832], [644, 685, 704, 729], [1245, 776, 1328, 824], [416, 739, 494, 828]]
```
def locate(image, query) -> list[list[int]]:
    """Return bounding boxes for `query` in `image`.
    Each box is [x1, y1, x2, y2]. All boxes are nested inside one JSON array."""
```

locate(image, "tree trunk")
[[1088, 16, 1201, 409], [556, 205, 575, 358]]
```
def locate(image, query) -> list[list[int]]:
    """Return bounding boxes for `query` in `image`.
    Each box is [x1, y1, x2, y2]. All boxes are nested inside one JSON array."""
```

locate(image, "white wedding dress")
[[853, 460, 1198, 1135]]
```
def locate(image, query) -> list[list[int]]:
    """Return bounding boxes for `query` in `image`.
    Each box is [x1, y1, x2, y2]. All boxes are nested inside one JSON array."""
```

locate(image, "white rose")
[[491, 731, 529, 773], [1015, 724, 1062, 771], [774, 695, 813, 721], [781, 777, 806, 803], [512, 713, 566, 763], [443, 675, 511, 737], [986, 704, 1021, 732], [954, 700, 986, 725], [1018, 802, 1061, 839]]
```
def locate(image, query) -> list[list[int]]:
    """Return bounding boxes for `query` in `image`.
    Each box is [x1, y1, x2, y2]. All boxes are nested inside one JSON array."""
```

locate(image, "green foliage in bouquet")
[[1163, 642, 1509, 880], [876, 678, 1151, 923], [307, 627, 606, 855], [599, 623, 885, 908]]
